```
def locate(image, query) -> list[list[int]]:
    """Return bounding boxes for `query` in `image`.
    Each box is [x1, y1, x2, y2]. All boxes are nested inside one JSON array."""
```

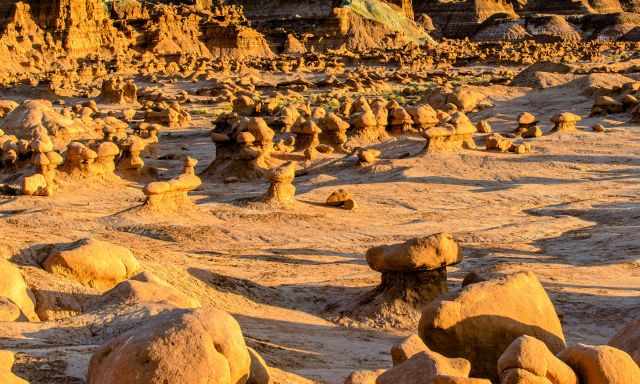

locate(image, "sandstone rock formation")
[[0, 350, 29, 384], [423, 112, 477, 153], [204, 116, 277, 180], [43, 238, 141, 291], [262, 161, 296, 207], [143, 156, 202, 211], [551, 112, 582, 133], [418, 271, 566, 380], [326, 189, 357, 210], [340, 233, 462, 328], [0, 259, 38, 321], [87, 308, 251, 384], [498, 335, 578, 384], [558, 344, 640, 384], [1, 100, 96, 147]]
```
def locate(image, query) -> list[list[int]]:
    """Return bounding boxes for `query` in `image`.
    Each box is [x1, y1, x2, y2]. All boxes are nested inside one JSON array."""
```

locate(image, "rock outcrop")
[[43, 238, 141, 291], [418, 272, 566, 380], [87, 308, 252, 384]]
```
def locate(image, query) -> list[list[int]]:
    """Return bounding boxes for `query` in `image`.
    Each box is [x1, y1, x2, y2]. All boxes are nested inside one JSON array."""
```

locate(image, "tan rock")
[[551, 113, 581, 133], [88, 308, 251, 384], [263, 161, 296, 207], [391, 334, 430, 366], [500, 368, 553, 384], [419, 272, 566, 380], [377, 350, 471, 384], [0, 259, 37, 321], [43, 238, 141, 291], [356, 148, 381, 165], [0, 297, 23, 322], [558, 344, 640, 384], [366, 232, 461, 273], [94, 272, 200, 309], [498, 335, 578, 384], [476, 120, 492, 133], [0, 350, 29, 384], [344, 369, 385, 384], [144, 157, 202, 211]]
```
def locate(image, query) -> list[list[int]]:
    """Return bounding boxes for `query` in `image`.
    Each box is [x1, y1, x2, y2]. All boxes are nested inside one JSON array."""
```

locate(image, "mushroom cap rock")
[[551, 112, 582, 123], [97, 142, 120, 157], [366, 232, 462, 273]]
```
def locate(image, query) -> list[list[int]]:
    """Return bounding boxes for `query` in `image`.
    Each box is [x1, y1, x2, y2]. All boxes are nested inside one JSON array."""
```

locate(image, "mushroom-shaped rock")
[[418, 271, 566, 381], [498, 335, 578, 384], [87, 308, 251, 384], [94, 141, 120, 175], [351, 108, 388, 143], [0, 259, 38, 321], [321, 113, 350, 147], [407, 105, 439, 130], [341, 233, 461, 327], [1, 99, 94, 146], [0, 350, 29, 384], [143, 157, 202, 211], [517, 112, 537, 126], [558, 344, 640, 384], [366, 233, 461, 273], [262, 161, 296, 207], [389, 106, 415, 135], [423, 112, 476, 153], [43, 238, 141, 291], [551, 113, 581, 133]]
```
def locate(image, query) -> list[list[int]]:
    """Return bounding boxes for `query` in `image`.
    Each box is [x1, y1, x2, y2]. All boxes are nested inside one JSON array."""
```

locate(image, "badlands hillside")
[[0, 0, 639, 383]]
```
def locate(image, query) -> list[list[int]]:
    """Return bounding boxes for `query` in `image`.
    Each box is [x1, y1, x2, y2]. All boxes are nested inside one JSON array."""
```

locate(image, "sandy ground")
[[0, 70, 639, 383]]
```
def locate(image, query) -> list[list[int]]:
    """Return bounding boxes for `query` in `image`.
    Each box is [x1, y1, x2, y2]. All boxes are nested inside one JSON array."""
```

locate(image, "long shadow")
[[233, 313, 400, 378], [501, 153, 640, 166], [188, 267, 370, 316], [294, 165, 584, 195], [527, 200, 640, 266]]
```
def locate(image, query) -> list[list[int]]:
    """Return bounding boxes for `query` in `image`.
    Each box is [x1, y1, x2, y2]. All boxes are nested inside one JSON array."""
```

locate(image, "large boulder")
[[609, 319, 640, 365], [43, 238, 141, 291], [418, 272, 566, 380], [498, 335, 578, 384], [88, 308, 251, 384], [558, 344, 640, 384], [0, 350, 29, 384], [0, 259, 38, 321]]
